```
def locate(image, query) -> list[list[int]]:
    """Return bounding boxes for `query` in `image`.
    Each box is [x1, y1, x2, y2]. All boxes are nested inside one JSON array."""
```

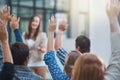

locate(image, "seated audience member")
[[55, 20, 90, 65], [71, 53, 105, 80], [44, 16, 81, 80], [0, 14, 14, 80], [10, 42, 43, 80]]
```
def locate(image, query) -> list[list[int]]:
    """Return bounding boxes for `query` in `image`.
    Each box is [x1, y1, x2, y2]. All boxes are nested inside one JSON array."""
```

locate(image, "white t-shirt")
[[26, 39, 46, 67]]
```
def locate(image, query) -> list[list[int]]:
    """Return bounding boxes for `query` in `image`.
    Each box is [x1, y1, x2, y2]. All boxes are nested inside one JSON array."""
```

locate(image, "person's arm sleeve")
[[44, 50, 69, 80], [0, 62, 14, 80], [14, 29, 23, 42], [104, 32, 120, 80], [56, 48, 68, 65]]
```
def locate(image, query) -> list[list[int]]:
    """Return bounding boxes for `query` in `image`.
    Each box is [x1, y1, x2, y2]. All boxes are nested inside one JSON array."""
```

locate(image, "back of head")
[[75, 35, 90, 53], [10, 42, 29, 65], [71, 53, 104, 80], [64, 50, 81, 77]]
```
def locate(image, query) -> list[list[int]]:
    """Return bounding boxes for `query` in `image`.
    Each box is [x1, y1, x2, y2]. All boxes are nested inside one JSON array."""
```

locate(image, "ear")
[[24, 56, 29, 66], [76, 46, 80, 51], [26, 56, 29, 63]]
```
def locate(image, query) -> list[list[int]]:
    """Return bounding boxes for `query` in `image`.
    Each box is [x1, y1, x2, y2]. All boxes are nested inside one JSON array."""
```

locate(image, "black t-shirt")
[[0, 62, 14, 80]]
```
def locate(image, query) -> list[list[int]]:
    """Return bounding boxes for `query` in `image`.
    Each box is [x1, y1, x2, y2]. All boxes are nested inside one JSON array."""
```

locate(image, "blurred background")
[[0, 0, 90, 42], [1, 0, 120, 79]]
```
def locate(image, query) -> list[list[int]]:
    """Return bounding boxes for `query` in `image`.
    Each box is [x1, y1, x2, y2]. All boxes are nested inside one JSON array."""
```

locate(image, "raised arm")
[[0, 19, 13, 63], [10, 14, 23, 42], [106, 0, 120, 32], [0, 6, 14, 80], [47, 16, 56, 51], [44, 17, 69, 80], [104, 0, 120, 80], [55, 19, 68, 65], [0, 19, 14, 80], [55, 19, 68, 50]]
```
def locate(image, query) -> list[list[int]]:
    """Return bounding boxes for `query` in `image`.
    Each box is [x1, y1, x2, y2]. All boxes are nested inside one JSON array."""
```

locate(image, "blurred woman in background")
[[22, 15, 47, 79]]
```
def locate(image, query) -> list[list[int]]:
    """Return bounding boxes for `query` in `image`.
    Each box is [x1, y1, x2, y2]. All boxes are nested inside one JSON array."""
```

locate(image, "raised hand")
[[48, 16, 57, 32], [0, 5, 11, 21], [106, 0, 120, 18], [10, 14, 20, 29], [0, 19, 8, 42], [59, 19, 68, 31]]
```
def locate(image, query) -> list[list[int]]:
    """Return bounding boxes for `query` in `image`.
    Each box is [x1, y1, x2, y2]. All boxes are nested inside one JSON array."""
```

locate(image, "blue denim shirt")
[[14, 29, 23, 42], [13, 65, 42, 80]]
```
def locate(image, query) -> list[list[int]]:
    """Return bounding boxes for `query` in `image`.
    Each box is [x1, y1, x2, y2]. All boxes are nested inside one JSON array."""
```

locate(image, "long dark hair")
[[24, 15, 40, 40]]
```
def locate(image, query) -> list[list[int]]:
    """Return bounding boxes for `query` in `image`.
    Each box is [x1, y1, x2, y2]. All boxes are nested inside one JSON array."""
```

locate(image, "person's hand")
[[106, 0, 120, 18], [59, 19, 68, 31], [48, 16, 57, 32], [0, 5, 11, 21], [10, 14, 20, 29], [0, 19, 8, 42], [34, 44, 41, 50]]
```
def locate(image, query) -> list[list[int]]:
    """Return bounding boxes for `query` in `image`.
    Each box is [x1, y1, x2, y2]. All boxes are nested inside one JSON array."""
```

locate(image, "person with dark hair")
[[75, 35, 90, 53], [10, 42, 42, 80], [22, 15, 47, 79], [55, 19, 90, 65]]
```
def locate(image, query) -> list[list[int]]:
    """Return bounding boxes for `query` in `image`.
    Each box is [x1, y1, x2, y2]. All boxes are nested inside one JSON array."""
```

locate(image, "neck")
[[31, 29, 36, 34], [76, 47, 80, 51], [30, 29, 36, 39]]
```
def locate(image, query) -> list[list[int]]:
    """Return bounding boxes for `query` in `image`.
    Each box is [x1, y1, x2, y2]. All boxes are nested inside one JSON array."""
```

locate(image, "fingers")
[[48, 16, 57, 31], [17, 17, 20, 22], [49, 16, 56, 24], [0, 20, 6, 31], [10, 14, 20, 22], [7, 6, 10, 15], [48, 19, 51, 26], [0, 10, 3, 18]]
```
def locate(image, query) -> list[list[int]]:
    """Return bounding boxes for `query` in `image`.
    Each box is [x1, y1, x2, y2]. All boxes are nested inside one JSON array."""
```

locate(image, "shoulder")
[[32, 73, 43, 80], [38, 32, 46, 36], [37, 32, 47, 39]]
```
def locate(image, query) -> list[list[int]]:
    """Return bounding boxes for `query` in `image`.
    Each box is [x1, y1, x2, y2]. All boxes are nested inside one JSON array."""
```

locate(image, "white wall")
[[89, 0, 111, 66]]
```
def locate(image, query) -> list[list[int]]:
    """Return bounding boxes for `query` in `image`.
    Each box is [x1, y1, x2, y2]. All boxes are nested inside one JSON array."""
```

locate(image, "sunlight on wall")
[[89, 0, 111, 66]]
